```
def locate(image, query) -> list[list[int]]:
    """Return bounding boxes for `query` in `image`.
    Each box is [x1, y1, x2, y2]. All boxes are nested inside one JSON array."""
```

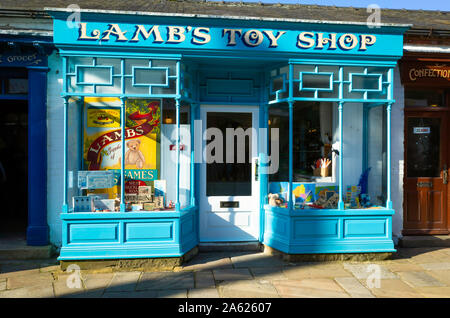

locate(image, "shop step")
[[199, 242, 262, 252], [0, 237, 54, 260], [399, 235, 450, 248]]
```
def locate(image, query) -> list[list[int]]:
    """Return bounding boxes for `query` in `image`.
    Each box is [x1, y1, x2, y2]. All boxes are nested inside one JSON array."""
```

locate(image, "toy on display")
[[268, 193, 285, 207]]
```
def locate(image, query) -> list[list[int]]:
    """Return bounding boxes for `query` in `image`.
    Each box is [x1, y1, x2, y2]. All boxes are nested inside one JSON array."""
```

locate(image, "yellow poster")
[[83, 97, 161, 198]]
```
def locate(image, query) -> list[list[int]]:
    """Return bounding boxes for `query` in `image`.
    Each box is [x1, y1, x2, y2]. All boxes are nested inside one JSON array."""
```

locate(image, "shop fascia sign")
[[61, 21, 396, 54], [78, 22, 376, 51], [401, 62, 450, 84], [0, 52, 46, 67]]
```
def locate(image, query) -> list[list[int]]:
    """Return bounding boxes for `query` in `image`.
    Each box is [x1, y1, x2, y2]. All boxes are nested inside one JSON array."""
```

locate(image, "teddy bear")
[[125, 139, 146, 169], [268, 193, 284, 207]]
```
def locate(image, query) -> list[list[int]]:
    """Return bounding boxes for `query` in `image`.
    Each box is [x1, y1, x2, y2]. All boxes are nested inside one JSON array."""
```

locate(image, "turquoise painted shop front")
[[48, 8, 409, 260]]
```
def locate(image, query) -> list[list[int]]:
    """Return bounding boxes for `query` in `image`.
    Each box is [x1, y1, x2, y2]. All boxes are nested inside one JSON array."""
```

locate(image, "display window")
[[67, 97, 191, 213], [266, 62, 394, 211], [64, 56, 192, 213]]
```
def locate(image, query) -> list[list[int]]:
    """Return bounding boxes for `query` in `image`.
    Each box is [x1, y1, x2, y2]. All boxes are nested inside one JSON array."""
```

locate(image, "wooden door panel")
[[405, 190, 421, 223], [403, 111, 449, 234], [428, 190, 443, 223]]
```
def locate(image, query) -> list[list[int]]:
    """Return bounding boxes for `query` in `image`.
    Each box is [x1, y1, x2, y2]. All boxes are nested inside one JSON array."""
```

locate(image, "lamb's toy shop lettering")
[[77, 22, 377, 51]]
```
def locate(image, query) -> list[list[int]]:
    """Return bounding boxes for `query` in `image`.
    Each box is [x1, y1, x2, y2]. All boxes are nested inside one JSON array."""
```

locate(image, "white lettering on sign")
[[77, 23, 377, 51], [413, 127, 431, 134]]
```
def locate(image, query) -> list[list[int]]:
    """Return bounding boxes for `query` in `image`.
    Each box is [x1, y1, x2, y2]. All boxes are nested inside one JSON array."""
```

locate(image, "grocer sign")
[[0, 52, 46, 67], [52, 18, 404, 56]]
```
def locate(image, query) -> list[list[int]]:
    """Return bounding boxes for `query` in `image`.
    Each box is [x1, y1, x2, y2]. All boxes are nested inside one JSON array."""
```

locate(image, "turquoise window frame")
[[266, 60, 395, 213], [349, 73, 383, 93], [61, 54, 196, 215], [75, 65, 113, 86], [298, 71, 334, 92], [131, 65, 170, 89], [269, 73, 287, 101]]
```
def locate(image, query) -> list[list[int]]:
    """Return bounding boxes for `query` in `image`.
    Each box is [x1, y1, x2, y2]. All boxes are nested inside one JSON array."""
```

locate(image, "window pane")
[[206, 112, 252, 196], [269, 104, 289, 182], [407, 117, 441, 177], [292, 102, 333, 182], [301, 73, 332, 90], [77, 66, 111, 85], [161, 101, 191, 209], [6, 78, 28, 94], [76, 98, 177, 212], [405, 89, 445, 108], [134, 68, 167, 86]]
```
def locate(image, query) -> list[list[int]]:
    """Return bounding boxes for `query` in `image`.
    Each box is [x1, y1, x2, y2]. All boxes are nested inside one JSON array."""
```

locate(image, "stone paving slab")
[[188, 288, 220, 298], [383, 262, 424, 272], [334, 277, 375, 298], [83, 272, 114, 291], [7, 272, 54, 290], [415, 287, 450, 298], [419, 262, 450, 271], [397, 248, 449, 264], [217, 280, 280, 298], [249, 267, 288, 282], [213, 268, 253, 282], [137, 272, 195, 291], [343, 263, 398, 280], [273, 278, 350, 298], [105, 271, 141, 292], [427, 270, 450, 286], [103, 289, 190, 298], [397, 271, 446, 288], [283, 263, 352, 279], [194, 271, 216, 288], [362, 279, 425, 298], [102, 290, 158, 298], [0, 283, 55, 298]]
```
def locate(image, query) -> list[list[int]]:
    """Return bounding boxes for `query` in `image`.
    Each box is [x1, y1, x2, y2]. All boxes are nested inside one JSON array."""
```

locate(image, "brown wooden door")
[[404, 111, 449, 235]]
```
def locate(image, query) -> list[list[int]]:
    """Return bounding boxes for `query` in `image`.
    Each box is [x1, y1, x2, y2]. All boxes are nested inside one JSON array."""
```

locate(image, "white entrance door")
[[199, 105, 260, 242]]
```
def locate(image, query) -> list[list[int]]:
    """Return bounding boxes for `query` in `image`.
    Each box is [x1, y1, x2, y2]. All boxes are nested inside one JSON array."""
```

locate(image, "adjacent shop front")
[[48, 8, 408, 260], [0, 32, 52, 246], [400, 55, 450, 235]]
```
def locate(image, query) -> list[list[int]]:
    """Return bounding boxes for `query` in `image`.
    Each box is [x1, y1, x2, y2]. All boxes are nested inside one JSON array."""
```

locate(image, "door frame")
[[403, 93, 450, 235], [198, 104, 260, 243]]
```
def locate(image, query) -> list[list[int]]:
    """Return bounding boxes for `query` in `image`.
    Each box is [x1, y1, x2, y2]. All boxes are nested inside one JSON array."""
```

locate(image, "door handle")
[[444, 164, 448, 185], [254, 157, 259, 181]]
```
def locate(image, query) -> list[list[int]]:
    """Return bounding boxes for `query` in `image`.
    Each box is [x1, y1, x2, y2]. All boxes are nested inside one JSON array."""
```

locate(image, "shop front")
[[48, 8, 408, 260]]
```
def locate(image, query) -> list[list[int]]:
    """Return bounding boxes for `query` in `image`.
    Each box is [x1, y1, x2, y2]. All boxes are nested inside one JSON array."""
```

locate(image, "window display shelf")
[[58, 206, 197, 260], [263, 204, 395, 254]]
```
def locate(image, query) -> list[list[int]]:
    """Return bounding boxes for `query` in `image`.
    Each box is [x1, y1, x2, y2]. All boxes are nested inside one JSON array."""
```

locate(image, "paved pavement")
[[1, 247, 450, 298]]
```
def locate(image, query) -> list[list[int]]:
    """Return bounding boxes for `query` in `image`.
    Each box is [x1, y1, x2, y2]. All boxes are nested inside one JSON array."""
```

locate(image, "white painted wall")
[[46, 51, 64, 247], [391, 66, 405, 240]]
